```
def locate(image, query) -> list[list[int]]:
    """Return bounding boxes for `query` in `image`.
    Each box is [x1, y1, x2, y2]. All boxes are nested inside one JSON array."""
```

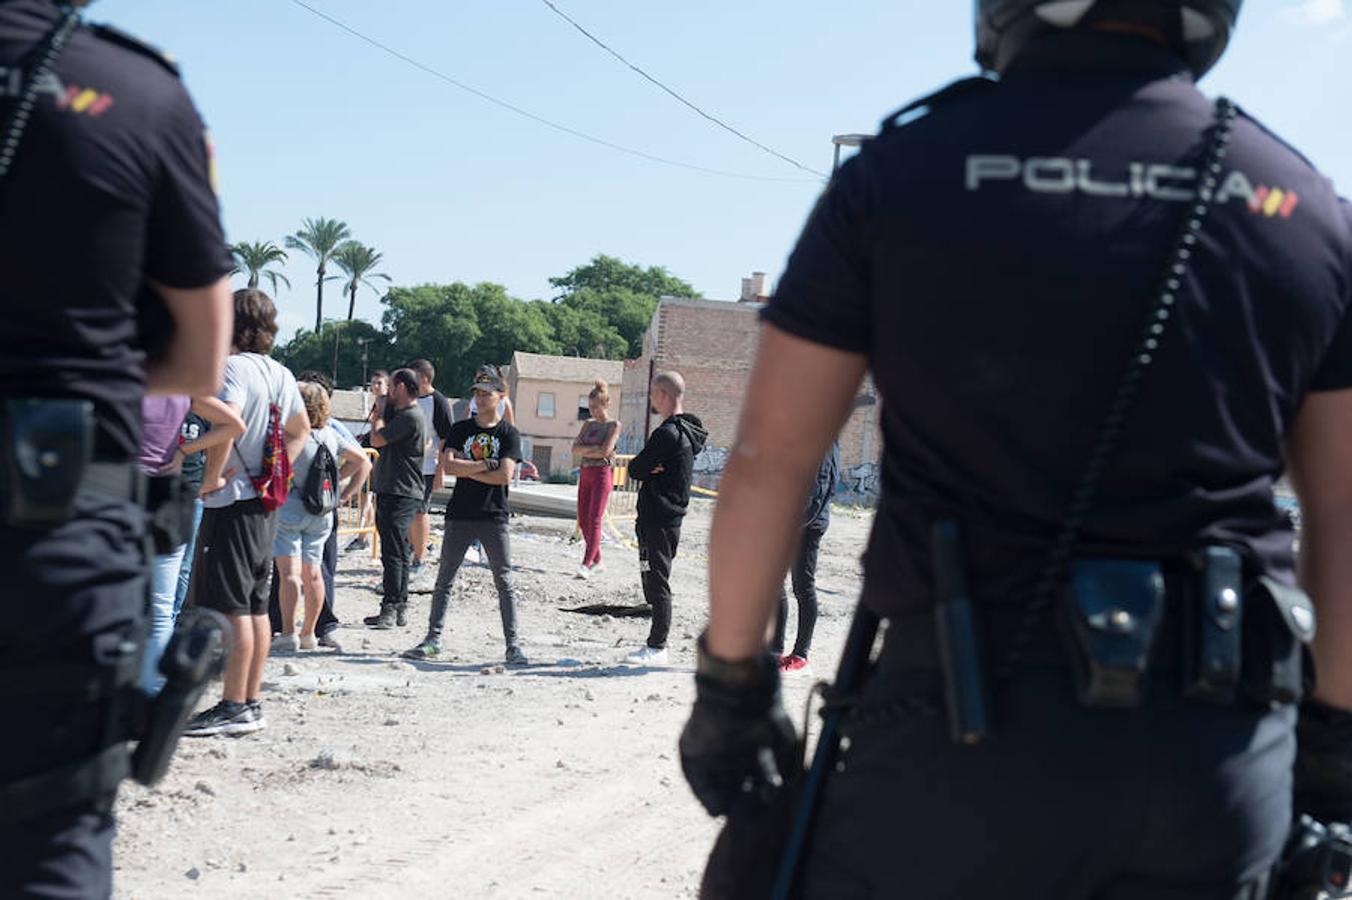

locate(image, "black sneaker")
[[402, 637, 440, 660], [183, 700, 260, 737], [505, 645, 529, 667], [396, 605, 408, 627], [246, 699, 267, 731], [365, 607, 396, 629]]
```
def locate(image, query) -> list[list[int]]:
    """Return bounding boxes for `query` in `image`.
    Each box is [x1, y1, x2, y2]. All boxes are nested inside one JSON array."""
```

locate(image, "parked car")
[[517, 460, 540, 482]]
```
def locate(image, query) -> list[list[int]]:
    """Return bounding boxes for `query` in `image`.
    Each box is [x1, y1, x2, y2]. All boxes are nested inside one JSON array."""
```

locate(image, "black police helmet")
[[975, 0, 1242, 78]]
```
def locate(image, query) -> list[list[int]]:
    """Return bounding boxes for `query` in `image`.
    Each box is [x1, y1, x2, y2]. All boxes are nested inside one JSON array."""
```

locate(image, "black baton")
[[770, 604, 881, 900], [932, 520, 991, 745]]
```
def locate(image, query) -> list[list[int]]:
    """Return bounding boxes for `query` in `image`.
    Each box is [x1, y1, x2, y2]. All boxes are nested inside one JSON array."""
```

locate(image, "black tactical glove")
[[1295, 698, 1352, 824], [679, 633, 798, 817]]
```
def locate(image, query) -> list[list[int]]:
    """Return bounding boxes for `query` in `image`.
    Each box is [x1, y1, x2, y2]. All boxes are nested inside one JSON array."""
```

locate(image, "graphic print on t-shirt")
[[463, 432, 502, 462]]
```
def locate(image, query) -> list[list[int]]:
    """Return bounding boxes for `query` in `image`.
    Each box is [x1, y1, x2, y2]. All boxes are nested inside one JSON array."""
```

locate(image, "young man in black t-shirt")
[[404, 368, 527, 665], [364, 368, 428, 629]]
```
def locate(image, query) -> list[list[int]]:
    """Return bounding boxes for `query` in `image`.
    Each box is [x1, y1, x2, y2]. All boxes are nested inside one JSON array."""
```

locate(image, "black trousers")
[[637, 517, 681, 649], [784, 660, 1292, 899], [268, 510, 340, 636], [0, 496, 145, 900], [772, 523, 826, 659], [376, 493, 420, 610]]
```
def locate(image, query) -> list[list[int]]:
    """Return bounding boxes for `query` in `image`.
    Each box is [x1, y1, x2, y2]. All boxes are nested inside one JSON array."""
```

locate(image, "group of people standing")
[[155, 314, 833, 743]]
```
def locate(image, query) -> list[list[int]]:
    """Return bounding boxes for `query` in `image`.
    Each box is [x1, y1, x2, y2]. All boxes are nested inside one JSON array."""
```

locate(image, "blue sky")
[[97, 0, 1350, 342]]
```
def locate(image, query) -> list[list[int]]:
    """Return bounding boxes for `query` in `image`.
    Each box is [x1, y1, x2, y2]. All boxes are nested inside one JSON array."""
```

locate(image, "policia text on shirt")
[[0, 1, 235, 897], [679, 1, 1352, 899]]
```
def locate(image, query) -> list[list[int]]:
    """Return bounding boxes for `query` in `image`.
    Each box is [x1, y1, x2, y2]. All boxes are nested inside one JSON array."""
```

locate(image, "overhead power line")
[[286, 0, 820, 184], [536, 0, 826, 179]]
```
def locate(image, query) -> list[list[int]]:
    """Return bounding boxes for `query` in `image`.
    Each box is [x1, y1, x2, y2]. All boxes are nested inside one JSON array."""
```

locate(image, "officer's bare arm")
[[1287, 388, 1352, 710], [706, 325, 867, 661], [146, 275, 232, 397]]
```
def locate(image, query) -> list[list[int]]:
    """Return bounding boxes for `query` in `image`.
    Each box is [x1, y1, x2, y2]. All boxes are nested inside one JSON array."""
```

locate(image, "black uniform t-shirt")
[[0, 1, 233, 459], [373, 404, 427, 500], [445, 418, 523, 522], [765, 32, 1352, 620]]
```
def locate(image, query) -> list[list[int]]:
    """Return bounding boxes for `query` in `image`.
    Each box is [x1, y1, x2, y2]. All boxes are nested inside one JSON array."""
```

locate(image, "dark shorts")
[[419, 474, 437, 514], [188, 499, 276, 617]]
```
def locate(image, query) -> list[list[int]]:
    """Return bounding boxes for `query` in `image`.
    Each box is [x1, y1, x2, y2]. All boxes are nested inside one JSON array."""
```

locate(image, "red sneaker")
[[779, 654, 811, 675]]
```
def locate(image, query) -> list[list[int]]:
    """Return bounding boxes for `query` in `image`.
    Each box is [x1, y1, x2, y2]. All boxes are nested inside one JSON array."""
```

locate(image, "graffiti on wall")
[[684, 446, 881, 502], [840, 462, 880, 499], [693, 446, 730, 474]]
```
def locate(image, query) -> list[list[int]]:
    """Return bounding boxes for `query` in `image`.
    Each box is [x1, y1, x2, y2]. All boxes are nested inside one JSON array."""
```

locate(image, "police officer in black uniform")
[[680, 1, 1352, 897], [0, 1, 233, 895]]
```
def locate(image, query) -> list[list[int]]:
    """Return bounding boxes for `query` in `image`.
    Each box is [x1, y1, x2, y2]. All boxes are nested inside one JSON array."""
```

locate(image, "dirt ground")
[[111, 499, 874, 899]]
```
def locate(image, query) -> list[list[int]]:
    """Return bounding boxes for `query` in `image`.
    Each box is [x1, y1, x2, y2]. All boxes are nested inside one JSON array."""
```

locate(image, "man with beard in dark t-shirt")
[[404, 367, 528, 666], [364, 368, 427, 629]]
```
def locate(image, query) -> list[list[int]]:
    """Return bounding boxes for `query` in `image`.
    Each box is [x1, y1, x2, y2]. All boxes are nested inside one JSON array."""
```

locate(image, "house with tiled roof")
[[508, 351, 624, 475]]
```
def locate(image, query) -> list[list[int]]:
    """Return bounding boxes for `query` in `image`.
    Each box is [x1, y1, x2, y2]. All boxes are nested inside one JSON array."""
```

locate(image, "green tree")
[[380, 284, 483, 391], [549, 255, 698, 358], [468, 285, 560, 373], [549, 254, 697, 300], [285, 217, 351, 333], [541, 302, 626, 358], [332, 241, 392, 322], [274, 319, 390, 389], [330, 241, 392, 380], [230, 240, 290, 295]]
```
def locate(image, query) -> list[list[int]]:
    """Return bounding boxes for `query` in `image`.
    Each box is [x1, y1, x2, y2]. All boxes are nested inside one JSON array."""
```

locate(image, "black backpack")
[[301, 438, 340, 515]]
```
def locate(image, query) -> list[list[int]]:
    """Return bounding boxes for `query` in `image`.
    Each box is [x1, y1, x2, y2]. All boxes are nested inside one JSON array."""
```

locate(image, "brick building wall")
[[617, 296, 882, 497]]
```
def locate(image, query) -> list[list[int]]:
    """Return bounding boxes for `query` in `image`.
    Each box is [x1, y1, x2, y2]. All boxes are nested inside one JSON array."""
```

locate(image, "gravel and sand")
[[111, 499, 874, 899]]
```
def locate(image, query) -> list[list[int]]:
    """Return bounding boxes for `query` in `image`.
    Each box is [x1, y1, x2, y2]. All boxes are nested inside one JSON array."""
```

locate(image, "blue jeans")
[[172, 498, 204, 618], [141, 543, 187, 694]]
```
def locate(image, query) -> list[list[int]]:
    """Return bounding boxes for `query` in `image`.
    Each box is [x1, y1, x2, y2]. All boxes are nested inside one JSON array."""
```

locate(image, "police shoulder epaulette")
[[1230, 101, 1322, 176], [89, 23, 180, 77], [878, 75, 997, 134]]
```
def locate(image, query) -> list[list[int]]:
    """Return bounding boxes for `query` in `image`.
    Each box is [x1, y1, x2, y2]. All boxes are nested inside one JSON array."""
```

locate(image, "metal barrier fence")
[[607, 454, 638, 521], [336, 447, 379, 559]]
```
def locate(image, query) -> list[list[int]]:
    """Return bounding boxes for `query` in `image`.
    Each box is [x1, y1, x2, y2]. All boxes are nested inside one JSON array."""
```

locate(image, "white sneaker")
[[271, 633, 298, 653], [623, 645, 668, 666], [590, 562, 606, 575], [574, 566, 591, 580]]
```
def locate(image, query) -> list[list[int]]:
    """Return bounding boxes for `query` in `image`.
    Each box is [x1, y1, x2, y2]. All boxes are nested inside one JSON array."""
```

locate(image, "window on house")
[[537, 391, 555, 418], [577, 395, 590, 421]]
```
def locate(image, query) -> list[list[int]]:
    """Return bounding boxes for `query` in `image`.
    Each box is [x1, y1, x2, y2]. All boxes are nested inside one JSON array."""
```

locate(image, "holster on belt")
[[0, 398, 94, 528], [1059, 547, 1314, 710], [1244, 575, 1315, 707], [1060, 558, 1166, 708]]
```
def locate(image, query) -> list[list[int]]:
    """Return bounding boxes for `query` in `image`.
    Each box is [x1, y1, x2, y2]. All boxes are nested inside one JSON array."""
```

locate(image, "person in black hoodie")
[[624, 371, 708, 666]]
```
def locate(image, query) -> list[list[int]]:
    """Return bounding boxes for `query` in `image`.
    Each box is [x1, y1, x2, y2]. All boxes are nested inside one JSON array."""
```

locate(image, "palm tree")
[[230, 240, 291, 295], [332, 241, 391, 321], [329, 241, 391, 378], [285, 217, 351, 333]]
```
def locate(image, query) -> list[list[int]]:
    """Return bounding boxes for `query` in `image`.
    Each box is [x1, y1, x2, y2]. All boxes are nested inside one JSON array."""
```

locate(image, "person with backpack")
[[271, 381, 370, 653], [184, 289, 310, 738]]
